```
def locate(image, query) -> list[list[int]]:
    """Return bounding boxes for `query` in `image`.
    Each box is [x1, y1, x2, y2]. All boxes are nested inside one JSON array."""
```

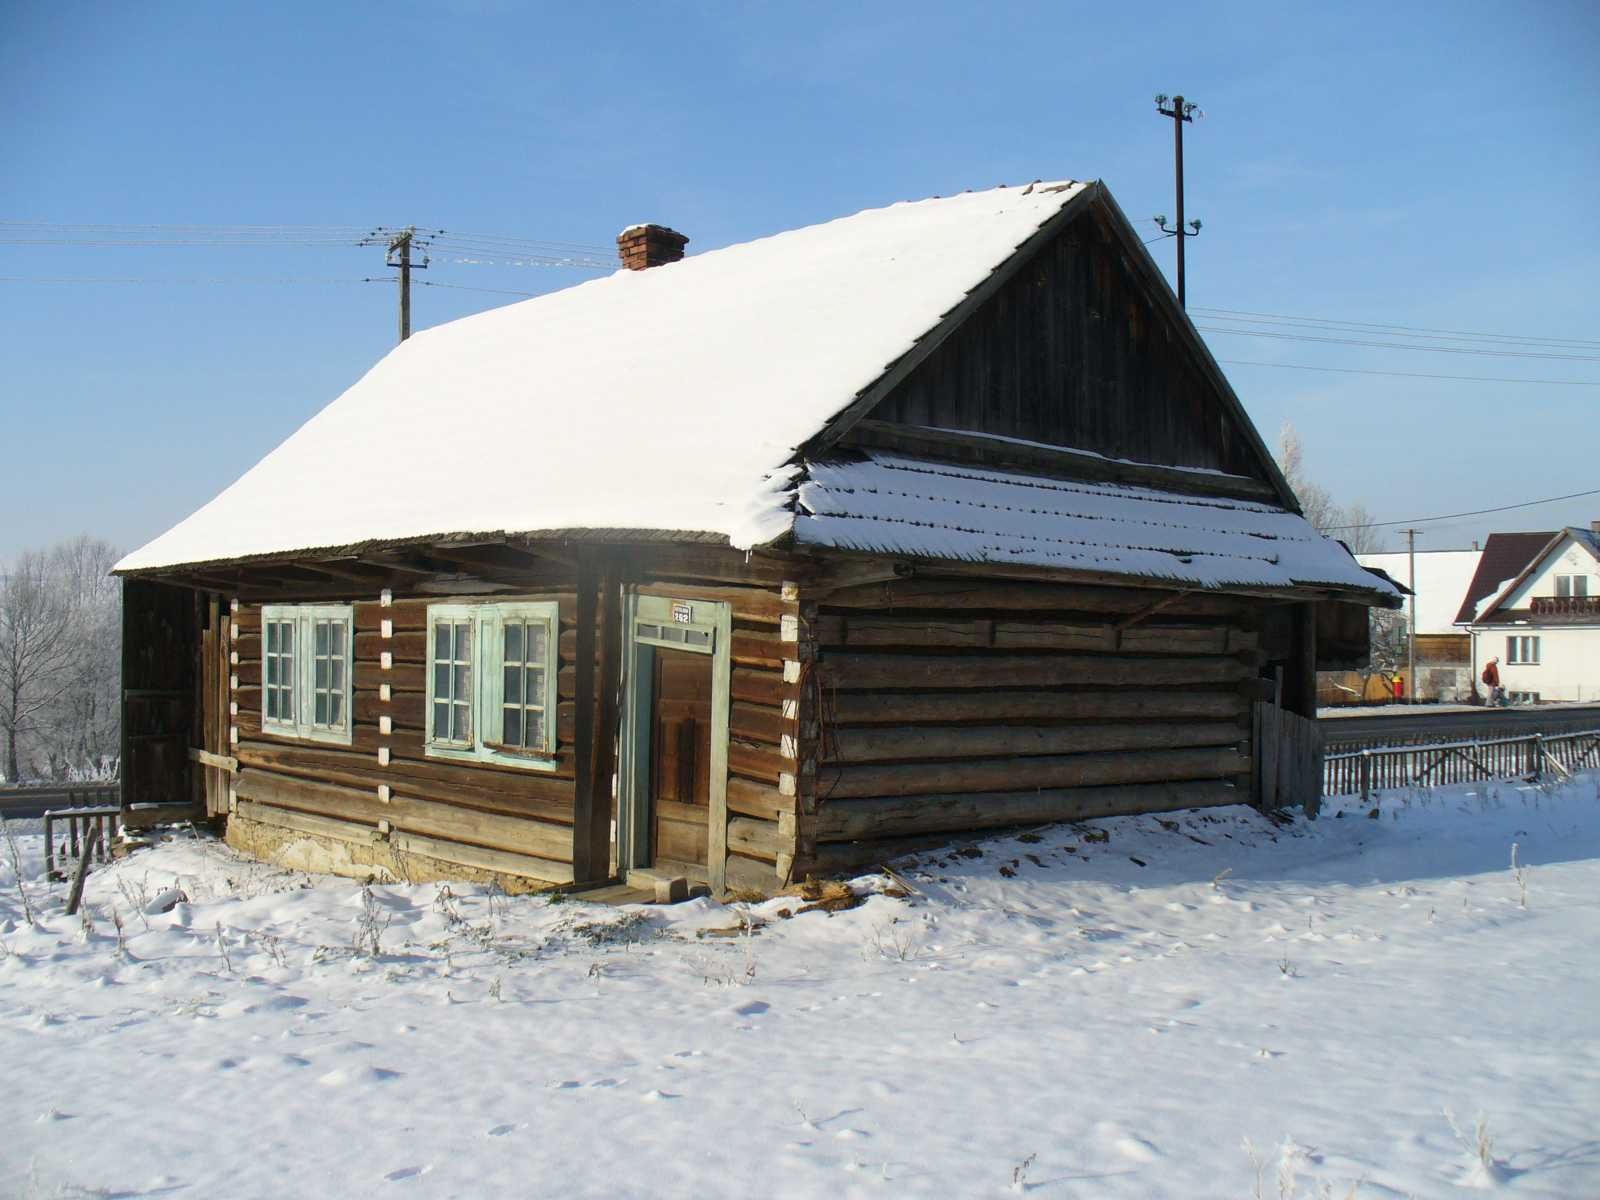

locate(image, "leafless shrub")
[[1010, 1151, 1037, 1192], [1510, 842, 1528, 909], [1, 816, 35, 925], [214, 922, 233, 974], [352, 883, 392, 957]]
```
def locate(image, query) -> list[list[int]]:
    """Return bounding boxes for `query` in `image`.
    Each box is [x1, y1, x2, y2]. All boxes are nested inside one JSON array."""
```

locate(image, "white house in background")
[[1464, 524, 1600, 703], [1358, 547, 1482, 701]]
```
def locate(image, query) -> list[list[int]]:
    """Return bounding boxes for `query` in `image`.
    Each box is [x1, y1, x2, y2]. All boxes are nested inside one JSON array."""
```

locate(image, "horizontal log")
[[811, 614, 1257, 655], [726, 776, 795, 820], [821, 688, 1247, 725], [824, 720, 1244, 764], [390, 831, 572, 885], [729, 701, 793, 745], [234, 768, 572, 862], [355, 689, 426, 728], [811, 779, 1244, 842], [724, 850, 779, 894], [235, 798, 374, 845], [728, 738, 786, 783], [816, 653, 1250, 690], [233, 740, 575, 821], [728, 815, 794, 862], [731, 667, 787, 706], [820, 578, 1247, 616], [354, 661, 425, 691], [818, 746, 1250, 799], [730, 628, 787, 669]]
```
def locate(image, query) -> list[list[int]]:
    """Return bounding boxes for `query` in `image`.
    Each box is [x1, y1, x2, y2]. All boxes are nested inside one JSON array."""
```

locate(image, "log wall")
[[230, 587, 582, 885], [791, 577, 1267, 874]]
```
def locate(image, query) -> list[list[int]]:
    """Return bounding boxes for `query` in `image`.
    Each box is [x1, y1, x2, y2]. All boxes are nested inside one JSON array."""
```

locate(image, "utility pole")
[[1403, 528, 1422, 704], [1153, 94, 1203, 307], [385, 226, 427, 343]]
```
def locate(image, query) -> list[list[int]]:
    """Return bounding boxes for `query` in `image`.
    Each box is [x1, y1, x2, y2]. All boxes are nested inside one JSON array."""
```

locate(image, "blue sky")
[[3, 0, 1596, 563]]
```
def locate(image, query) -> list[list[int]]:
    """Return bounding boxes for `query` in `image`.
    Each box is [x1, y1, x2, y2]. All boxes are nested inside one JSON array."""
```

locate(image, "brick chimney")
[[617, 224, 688, 271]]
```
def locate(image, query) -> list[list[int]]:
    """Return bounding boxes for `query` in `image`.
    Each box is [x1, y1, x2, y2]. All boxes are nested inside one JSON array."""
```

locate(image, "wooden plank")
[[841, 419, 1280, 502], [819, 577, 1247, 615], [391, 831, 573, 885], [727, 738, 785, 783], [571, 549, 605, 883], [729, 701, 793, 745], [234, 768, 573, 862], [817, 652, 1250, 690], [632, 582, 792, 624], [233, 741, 574, 822], [235, 798, 374, 844], [730, 667, 786, 706], [188, 748, 239, 774], [811, 779, 1242, 842], [821, 688, 1246, 726], [818, 746, 1250, 799], [726, 776, 796, 820], [727, 815, 787, 861], [811, 613, 1255, 655], [825, 720, 1244, 764]]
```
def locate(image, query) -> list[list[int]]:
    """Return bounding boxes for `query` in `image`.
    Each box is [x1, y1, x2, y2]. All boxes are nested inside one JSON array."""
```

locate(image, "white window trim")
[[261, 603, 355, 746], [1506, 634, 1541, 666], [425, 600, 561, 771]]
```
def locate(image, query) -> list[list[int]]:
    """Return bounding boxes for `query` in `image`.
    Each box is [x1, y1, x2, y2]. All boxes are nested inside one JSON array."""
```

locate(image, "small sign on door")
[[670, 601, 693, 625]]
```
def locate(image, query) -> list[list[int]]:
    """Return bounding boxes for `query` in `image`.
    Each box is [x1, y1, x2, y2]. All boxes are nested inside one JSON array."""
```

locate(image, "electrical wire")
[[0, 274, 381, 285], [1323, 488, 1600, 531], [1215, 358, 1600, 387], [1196, 324, 1600, 363], [1192, 305, 1600, 350], [417, 280, 538, 297]]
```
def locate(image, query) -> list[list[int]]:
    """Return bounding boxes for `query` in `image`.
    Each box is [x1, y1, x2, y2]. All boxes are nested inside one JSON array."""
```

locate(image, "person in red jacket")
[[1482, 657, 1503, 706]]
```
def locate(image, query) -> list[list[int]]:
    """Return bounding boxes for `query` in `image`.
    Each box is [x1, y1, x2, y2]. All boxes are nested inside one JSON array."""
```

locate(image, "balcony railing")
[[1530, 595, 1600, 620]]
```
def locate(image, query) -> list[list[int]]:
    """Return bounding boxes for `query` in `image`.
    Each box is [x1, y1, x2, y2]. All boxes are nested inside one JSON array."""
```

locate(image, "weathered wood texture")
[[857, 207, 1269, 478], [791, 578, 1270, 875], [121, 579, 199, 809]]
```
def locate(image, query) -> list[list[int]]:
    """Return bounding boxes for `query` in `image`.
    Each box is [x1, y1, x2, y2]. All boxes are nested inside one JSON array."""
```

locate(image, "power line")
[[1216, 358, 1600, 387], [1324, 487, 1600, 531], [0, 274, 381, 286], [1191, 305, 1600, 350], [1196, 323, 1600, 362], [418, 280, 538, 297]]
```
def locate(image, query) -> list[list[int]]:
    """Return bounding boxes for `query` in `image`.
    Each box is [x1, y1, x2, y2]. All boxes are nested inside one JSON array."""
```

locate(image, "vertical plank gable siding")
[[867, 210, 1263, 478], [791, 579, 1264, 875], [232, 593, 580, 880]]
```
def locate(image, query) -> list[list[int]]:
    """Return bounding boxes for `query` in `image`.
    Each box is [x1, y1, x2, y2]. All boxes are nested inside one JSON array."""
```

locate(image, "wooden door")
[[650, 648, 713, 867]]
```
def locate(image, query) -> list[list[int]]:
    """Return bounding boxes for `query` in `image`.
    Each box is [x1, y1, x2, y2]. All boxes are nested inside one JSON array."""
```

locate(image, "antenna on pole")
[[1153, 94, 1203, 308]]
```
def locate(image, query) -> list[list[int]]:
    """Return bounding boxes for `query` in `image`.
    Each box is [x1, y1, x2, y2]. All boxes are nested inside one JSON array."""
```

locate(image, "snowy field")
[[3, 778, 1598, 1199]]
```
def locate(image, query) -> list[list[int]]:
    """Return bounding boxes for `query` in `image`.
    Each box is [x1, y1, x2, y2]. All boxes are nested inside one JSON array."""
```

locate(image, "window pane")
[[282, 623, 293, 653], [329, 623, 345, 654], [434, 700, 449, 735], [314, 657, 329, 689], [454, 664, 471, 705], [454, 623, 471, 659], [434, 662, 451, 700], [435, 623, 452, 662], [526, 665, 545, 706], [330, 658, 343, 689], [504, 706, 522, 747], [504, 621, 523, 663], [503, 663, 523, 705], [527, 622, 547, 663], [315, 620, 329, 655], [454, 700, 471, 740], [329, 692, 342, 725], [266, 622, 278, 652], [527, 710, 545, 750], [266, 655, 278, 686], [1578, 577, 1590, 598], [314, 692, 329, 725]]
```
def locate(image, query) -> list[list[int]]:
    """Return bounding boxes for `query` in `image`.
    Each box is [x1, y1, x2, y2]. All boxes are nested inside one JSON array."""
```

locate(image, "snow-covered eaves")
[[794, 454, 1403, 600], [115, 182, 1094, 575]]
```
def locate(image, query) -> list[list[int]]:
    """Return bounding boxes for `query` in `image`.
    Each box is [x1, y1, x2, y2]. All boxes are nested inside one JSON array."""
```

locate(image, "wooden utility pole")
[[1154, 94, 1202, 307], [387, 227, 420, 343], [1403, 527, 1421, 703]]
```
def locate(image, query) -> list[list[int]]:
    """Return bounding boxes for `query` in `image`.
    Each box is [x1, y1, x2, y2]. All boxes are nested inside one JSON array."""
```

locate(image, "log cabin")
[[113, 179, 1401, 897]]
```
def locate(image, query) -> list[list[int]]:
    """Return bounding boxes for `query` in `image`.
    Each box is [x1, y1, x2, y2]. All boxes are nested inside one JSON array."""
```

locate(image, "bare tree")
[[1276, 423, 1385, 552], [42, 537, 122, 779], [0, 550, 76, 782]]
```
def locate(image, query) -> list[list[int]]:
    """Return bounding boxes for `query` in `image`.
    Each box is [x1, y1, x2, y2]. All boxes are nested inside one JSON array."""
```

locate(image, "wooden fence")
[[1325, 729, 1600, 801], [0, 782, 121, 820]]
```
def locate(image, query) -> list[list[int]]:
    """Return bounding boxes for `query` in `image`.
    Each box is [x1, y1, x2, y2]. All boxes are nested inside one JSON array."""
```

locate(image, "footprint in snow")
[[1114, 1135, 1160, 1163], [734, 1000, 770, 1016], [640, 1089, 679, 1102], [384, 1165, 429, 1183], [549, 1080, 582, 1090], [588, 1078, 620, 1089], [487, 1124, 516, 1137]]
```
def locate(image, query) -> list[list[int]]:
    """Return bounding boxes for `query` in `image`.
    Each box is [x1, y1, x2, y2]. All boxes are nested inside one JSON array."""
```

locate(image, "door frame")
[[616, 591, 732, 892]]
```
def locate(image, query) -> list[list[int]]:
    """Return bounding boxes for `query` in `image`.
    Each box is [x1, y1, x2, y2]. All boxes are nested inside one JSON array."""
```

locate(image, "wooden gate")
[[1254, 702, 1323, 810]]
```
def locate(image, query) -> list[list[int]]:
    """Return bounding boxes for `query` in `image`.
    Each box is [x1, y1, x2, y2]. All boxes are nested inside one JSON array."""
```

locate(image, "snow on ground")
[[3, 779, 1599, 1199]]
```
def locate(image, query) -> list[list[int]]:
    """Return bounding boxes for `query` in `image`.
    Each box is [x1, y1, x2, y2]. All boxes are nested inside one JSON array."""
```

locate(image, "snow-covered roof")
[[117, 182, 1095, 574], [796, 455, 1399, 597], [1356, 549, 1480, 635]]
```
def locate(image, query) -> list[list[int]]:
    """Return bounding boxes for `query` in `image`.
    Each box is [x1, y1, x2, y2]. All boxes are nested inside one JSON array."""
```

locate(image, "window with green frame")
[[425, 601, 560, 768], [261, 604, 354, 744]]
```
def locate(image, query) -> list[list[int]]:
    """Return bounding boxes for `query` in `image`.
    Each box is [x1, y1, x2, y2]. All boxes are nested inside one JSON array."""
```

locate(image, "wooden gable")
[[817, 187, 1291, 504]]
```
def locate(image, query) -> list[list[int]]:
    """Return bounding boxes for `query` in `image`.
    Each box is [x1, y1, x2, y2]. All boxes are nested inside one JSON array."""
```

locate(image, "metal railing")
[[1325, 728, 1600, 801]]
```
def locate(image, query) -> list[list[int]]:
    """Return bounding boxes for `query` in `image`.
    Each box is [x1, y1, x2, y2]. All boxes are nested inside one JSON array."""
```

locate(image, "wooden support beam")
[[570, 548, 608, 884]]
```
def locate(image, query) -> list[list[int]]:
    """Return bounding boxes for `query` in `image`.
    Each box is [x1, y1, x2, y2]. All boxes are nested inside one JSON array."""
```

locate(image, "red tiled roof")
[[1453, 532, 1556, 624]]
